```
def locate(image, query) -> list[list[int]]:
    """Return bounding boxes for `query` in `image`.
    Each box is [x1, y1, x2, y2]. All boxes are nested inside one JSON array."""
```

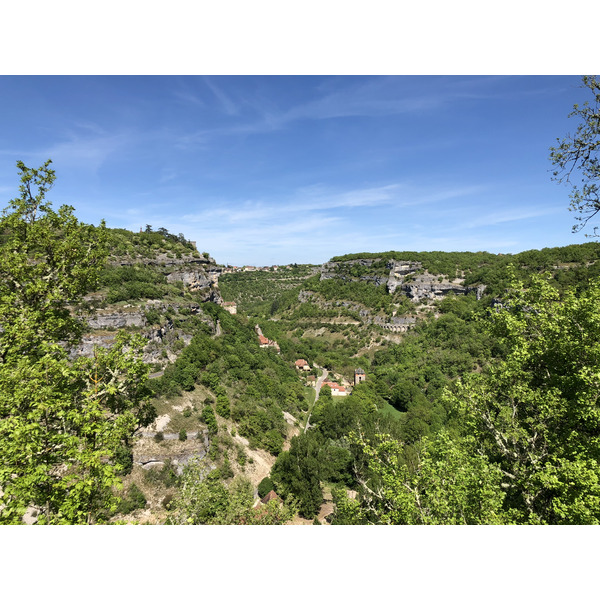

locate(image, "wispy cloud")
[[203, 77, 239, 116], [167, 77, 508, 144], [461, 206, 563, 229], [172, 90, 205, 108], [0, 124, 133, 173]]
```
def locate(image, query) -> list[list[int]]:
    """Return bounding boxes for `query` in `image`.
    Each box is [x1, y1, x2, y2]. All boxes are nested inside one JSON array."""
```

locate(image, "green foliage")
[[271, 433, 324, 519], [550, 75, 600, 234], [219, 457, 234, 480], [0, 161, 155, 524], [105, 226, 198, 259], [114, 445, 134, 476], [117, 483, 147, 514], [200, 406, 218, 436], [342, 430, 507, 524], [257, 476, 275, 498], [144, 459, 179, 488], [169, 458, 293, 524], [215, 392, 231, 419], [99, 265, 183, 303], [447, 272, 600, 524], [219, 265, 316, 316], [179, 429, 188, 441]]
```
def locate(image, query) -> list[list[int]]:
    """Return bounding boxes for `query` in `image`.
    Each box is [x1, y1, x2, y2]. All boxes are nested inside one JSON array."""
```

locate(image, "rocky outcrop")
[[319, 259, 381, 282], [111, 254, 216, 269], [134, 431, 210, 475], [386, 261, 421, 293], [386, 260, 485, 302], [402, 272, 472, 302], [298, 290, 316, 303], [88, 311, 147, 329], [166, 266, 222, 304]]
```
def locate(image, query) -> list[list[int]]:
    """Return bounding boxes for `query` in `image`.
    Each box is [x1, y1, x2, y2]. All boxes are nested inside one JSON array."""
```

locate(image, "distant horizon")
[[0, 75, 594, 266], [109, 223, 598, 268]]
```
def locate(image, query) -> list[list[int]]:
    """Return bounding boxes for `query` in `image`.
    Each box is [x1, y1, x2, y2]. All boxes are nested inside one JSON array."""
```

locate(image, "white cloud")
[[461, 206, 562, 229]]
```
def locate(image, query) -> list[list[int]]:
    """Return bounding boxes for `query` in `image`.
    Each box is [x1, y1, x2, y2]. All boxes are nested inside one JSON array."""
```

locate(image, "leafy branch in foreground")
[[550, 75, 600, 234], [0, 160, 155, 524]]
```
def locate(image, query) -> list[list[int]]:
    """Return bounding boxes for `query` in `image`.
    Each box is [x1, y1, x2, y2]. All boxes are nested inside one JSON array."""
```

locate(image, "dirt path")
[[304, 367, 328, 431]]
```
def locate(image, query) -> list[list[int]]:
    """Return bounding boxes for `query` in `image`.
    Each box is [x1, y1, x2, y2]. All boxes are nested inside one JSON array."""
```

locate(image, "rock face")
[[88, 311, 147, 329], [386, 260, 485, 302], [111, 254, 216, 269], [134, 431, 210, 475], [166, 267, 222, 303], [374, 315, 417, 333], [319, 258, 485, 302], [386, 261, 422, 293], [72, 249, 223, 365], [111, 253, 223, 305], [319, 259, 381, 282]]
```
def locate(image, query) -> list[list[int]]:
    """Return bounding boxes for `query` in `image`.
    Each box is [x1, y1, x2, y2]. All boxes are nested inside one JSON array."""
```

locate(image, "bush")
[[114, 445, 134, 476], [144, 460, 180, 488], [179, 429, 188, 441], [258, 476, 275, 498], [154, 431, 164, 442], [118, 483, 147, 514], [200, 405, 218, 435], [216, 393, 231, 419], [220, 457, 234, 480]]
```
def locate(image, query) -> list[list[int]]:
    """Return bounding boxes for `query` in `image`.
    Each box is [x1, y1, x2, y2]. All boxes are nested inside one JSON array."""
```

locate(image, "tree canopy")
[[0, 160, 155, 524]]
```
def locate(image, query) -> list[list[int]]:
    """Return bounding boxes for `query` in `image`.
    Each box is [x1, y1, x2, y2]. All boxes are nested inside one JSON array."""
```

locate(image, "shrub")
[[144, 460, 179, 488], [114, 445, 134, 476], [258, 476, 275, 498], [118, 483, 147, 514], [154, 431, 164, 442], [179, 429, 187, 441], [220, 458, 234, 480], [215, 394, 230, 419], [237, 447, 247, 467], [200, 406, 218, 435]]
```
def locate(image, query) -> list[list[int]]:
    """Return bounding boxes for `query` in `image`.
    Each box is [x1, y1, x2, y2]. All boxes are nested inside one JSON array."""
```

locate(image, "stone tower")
[[354, 368, 366, 385]]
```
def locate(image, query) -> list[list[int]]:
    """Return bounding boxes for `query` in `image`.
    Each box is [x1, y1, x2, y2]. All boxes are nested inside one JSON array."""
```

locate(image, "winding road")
[[304, 366, 328, 432]]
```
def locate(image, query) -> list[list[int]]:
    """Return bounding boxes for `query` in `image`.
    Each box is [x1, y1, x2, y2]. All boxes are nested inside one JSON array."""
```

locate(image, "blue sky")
[[0, 75, 592, 266]]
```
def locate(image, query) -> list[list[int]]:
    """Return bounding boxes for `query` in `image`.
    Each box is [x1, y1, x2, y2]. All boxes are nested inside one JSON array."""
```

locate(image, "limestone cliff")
[[386, 260, 485, 301]]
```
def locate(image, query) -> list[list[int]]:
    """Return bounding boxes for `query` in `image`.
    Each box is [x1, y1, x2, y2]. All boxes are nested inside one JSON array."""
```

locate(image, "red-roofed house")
[[258, 334, 280, 353], [322, 381, 348, 396], [295, 359, 310, 371]]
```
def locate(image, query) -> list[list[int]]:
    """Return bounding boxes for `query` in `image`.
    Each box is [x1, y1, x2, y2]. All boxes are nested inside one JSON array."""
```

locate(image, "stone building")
[[354, 368, 366, 385]]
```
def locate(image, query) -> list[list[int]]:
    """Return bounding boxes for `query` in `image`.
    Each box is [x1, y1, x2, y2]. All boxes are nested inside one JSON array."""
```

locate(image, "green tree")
[[447, 272, 600, 524], [0, 160, 155, 524], [271, 433, 324, 518], [550, 75, 600, 234], [347, 430, 507, 525], [170, 459, 293, 524]]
